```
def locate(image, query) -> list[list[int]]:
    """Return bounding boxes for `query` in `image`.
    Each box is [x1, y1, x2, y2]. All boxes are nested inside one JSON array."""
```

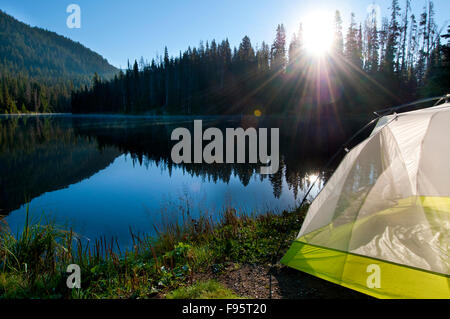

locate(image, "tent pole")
[[374, 94, 447, 115]]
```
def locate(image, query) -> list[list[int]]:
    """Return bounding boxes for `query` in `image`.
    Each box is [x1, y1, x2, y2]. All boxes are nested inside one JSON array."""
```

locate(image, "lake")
[[0, 114, 358, 249]]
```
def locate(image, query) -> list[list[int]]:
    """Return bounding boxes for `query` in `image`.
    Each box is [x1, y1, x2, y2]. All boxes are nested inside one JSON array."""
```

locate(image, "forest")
[[72, 0, 450, 116], [0, 10, 117, 113]]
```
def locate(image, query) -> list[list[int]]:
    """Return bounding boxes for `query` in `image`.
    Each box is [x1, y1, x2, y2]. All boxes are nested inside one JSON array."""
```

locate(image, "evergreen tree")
[[237, 36, 255, 64], [333, 10, 344, 56], [345, 13, 362, 67], [364, 6, 379, 73], [383, 0, 401, 75], [257, 41, 270, 72], [406, 14, 419, 88], [288, 24, 304, 66], [400, 0, 411, 76], [271, 24, 287, 72], [417, 5, 429, 85]]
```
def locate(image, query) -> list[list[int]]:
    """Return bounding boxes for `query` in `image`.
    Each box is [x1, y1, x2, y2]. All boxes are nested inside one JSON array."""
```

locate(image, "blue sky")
[[1, 0, 448, 68]]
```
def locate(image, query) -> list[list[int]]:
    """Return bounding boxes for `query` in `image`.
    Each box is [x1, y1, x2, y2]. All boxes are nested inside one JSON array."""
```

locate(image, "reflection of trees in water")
[[0, 116, 120, 214], [0, 115, 364, 218], [72, 116, 355, 200]]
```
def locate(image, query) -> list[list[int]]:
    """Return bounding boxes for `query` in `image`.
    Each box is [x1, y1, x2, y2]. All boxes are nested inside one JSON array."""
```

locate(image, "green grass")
[[166, 280, 239, 299], [0, 205, 307, 299]]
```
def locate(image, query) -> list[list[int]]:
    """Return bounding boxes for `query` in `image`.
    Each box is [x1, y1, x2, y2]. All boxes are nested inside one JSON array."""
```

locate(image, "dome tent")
[[281, 102, 450, 298]]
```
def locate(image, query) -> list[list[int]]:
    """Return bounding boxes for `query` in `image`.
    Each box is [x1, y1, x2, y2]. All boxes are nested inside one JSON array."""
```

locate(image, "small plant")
[[166, 280, 239, 299]]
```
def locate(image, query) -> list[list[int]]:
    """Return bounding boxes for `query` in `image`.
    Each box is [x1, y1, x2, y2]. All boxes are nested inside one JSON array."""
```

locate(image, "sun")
[[303, 11, 334, 56]]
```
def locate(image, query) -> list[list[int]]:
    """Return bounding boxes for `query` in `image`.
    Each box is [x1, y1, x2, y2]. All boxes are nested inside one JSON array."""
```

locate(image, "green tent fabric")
[[281, 104, 450, 299]]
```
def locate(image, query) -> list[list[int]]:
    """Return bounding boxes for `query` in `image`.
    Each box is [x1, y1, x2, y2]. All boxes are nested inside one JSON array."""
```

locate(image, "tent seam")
[[384, 116, 420, 196], [415, 111, 438, 195]]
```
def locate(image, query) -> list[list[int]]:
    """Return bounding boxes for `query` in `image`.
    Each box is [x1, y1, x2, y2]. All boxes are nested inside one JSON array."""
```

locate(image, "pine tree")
[[400, 0, 411, 76], [333, 11, 344, 56], [364, 6, 379, 72], [417, 5, 428, 85], [238, 36, 255, 64], [426, 1, 435, 65], [379, 17, 389, 67], [345, 13, 362, 67], [288, 33, 298, 65], [357, 24, 363, 67], [383, 0, 401, 75], [406, 14, 418, 86], [271, 24, 287, 72], [257, 41, 270, 72], [288, 24, 304, 66]]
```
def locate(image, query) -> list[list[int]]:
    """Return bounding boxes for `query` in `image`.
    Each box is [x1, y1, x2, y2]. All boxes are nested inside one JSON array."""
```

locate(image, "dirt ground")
[[193, 263, 371, 299]]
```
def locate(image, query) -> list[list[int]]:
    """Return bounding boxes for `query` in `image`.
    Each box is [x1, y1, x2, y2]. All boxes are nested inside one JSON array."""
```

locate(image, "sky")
[[1, 0, 449, 68]]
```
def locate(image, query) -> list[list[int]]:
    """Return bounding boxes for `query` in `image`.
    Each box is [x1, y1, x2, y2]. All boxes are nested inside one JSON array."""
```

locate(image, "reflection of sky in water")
[[5, 154, 323, 249]]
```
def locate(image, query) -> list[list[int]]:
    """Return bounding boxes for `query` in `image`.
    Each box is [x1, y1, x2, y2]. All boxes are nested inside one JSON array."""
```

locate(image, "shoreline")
[[0, 112, 370, 121], [0, 205, 367, 299]]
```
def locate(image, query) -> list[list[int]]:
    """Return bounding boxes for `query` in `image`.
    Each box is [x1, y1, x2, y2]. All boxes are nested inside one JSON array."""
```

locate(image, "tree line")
[[72, 0, 449, 116], [0, 73, 75, 113]]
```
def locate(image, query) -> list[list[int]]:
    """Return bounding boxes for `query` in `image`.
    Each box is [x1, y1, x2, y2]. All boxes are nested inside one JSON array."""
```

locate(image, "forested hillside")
[[72, 0, 449, 116], [0, 10, 118, 113]]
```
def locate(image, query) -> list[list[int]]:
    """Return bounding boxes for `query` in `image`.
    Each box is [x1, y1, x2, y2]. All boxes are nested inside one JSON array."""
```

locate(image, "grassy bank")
[[0, 206, 307, 299]]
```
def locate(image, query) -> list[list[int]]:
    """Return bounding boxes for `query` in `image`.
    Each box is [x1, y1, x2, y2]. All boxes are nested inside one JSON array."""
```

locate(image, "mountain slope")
[[0, 10, 117, 80], [0, 10, 119, 113]]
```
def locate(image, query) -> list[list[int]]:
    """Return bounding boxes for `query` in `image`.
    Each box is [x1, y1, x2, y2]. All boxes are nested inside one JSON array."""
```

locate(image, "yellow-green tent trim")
[[280, 240, 450, 299]]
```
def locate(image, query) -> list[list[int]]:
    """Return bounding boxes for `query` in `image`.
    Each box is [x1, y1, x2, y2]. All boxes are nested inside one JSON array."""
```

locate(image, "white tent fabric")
[[297, 103, 450, 276]]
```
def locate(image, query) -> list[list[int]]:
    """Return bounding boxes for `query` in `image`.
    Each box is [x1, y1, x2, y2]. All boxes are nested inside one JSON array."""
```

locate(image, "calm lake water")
[[0, 114, 355, 249]]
